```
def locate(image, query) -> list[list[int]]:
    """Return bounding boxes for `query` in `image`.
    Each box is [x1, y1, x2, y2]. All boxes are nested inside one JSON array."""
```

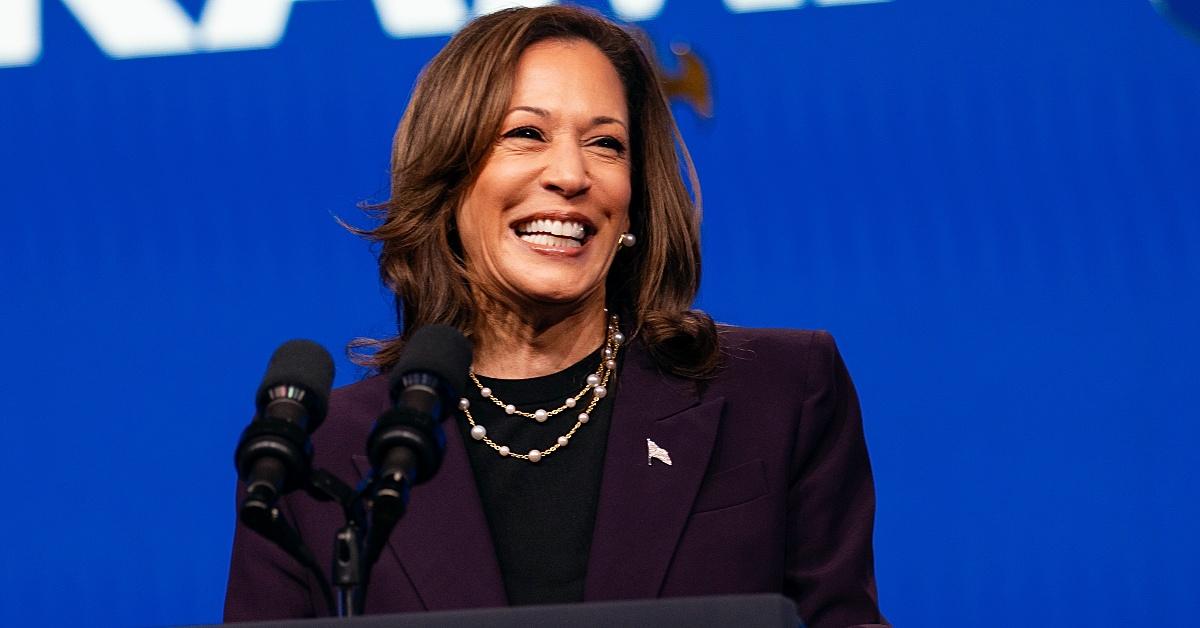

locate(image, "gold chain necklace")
[[459, 314, 624, 463]]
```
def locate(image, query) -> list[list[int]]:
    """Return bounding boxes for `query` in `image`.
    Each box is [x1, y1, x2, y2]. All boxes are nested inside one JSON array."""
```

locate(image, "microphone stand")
[[306, 469, 368, 617], [241, 465, 415, 618], [238, 490, 336, 614], [239, 469, 366, 618]]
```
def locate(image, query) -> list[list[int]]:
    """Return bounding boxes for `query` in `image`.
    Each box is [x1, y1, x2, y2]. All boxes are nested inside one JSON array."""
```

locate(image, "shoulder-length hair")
[[353, 5, 719, 379]]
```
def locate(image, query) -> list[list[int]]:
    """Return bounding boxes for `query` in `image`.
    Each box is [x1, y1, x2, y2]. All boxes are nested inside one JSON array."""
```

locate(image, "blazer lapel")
[[584, 342, 725, 601], [351, 421, 507, 610]]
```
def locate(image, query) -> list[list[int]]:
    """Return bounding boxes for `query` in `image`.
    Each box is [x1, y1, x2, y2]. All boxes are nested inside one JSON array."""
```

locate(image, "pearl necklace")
[[459, 314, 624, 463]]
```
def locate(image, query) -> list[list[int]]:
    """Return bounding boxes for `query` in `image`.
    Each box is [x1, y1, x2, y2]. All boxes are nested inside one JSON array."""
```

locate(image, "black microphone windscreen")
[[255, 339, 336, 430], [389, 325, 472, 403]]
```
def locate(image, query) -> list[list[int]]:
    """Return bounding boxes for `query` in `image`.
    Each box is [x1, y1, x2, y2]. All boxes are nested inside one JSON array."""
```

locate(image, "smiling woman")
[[225, 6, 886, 627], [352, 5, 715, 380]]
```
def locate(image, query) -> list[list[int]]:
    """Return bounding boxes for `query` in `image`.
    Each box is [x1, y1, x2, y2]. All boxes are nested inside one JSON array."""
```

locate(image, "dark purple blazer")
[[225, 328, 887, 627]]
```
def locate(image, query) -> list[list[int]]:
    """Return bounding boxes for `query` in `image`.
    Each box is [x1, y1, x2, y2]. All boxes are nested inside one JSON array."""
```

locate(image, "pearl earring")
[[619, 233, 637, 248]]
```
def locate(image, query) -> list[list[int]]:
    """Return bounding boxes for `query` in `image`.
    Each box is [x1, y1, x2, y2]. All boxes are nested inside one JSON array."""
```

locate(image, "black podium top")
[[209, 594, 800, 628]]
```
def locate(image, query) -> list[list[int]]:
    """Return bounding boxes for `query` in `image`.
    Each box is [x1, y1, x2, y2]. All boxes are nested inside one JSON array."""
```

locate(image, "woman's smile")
[[510, 213, 598, 256]]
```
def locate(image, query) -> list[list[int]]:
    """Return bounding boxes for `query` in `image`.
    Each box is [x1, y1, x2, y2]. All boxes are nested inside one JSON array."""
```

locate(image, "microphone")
[[364, 325, 471, 564], [235, 339, 335, 528]]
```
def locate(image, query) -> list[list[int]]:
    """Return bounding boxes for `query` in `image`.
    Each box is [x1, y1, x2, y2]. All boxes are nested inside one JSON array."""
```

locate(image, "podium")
[[209, 594, 801, 627]]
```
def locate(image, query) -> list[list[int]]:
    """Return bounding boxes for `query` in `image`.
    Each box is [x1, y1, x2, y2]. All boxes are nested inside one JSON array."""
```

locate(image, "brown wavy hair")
[[352, 5, 719, 379]]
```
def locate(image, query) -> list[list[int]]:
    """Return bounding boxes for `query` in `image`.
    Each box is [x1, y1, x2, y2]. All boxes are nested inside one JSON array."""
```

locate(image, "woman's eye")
[[592, 137, 626, 154], [504, 126, 544, 141]]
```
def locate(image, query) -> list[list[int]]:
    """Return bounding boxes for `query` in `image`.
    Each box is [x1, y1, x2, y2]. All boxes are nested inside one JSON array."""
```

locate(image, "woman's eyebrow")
[[508, 105, 549, 117], [591, 115, 627, 131], [508, 106, 627, 131]]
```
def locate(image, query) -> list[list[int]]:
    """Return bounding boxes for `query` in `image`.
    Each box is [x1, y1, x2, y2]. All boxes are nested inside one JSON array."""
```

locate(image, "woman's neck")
[[469, 292, 609, 379]]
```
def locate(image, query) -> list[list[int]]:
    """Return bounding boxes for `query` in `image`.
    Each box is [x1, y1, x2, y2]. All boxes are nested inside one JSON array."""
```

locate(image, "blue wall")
[[1, 1, 1197, 625]]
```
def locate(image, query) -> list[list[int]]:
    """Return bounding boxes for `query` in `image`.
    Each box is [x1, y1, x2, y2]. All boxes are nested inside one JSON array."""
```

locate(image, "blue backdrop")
[[1, 1, 1197, 625]]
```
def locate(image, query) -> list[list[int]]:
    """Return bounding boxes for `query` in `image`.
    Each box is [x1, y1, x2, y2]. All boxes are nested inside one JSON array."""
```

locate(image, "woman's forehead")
[[506, 39, 628, 123]]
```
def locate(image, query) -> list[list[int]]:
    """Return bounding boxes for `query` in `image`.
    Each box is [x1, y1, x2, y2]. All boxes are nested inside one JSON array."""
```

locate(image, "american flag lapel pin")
[[647, 438, 672, 466]]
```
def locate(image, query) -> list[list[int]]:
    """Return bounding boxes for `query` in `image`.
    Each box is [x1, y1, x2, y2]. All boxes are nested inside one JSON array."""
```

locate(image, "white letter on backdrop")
[[723, 0, 802, 12], [609, 0, 666, 21], [61, 0, 197, 58], [373, 0, 469, 38], [195, 0, 299, 51], [813, 0, 889, 6], [0, 0, 40, 67]]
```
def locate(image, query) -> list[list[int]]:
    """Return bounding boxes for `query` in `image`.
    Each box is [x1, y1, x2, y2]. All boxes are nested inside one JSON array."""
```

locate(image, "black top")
[[453, 347, 617, 606]]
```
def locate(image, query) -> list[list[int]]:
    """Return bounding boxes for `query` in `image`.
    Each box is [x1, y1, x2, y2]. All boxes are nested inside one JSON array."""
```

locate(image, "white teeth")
[[519, 233, 582, 248], [514, 219, 587, 242]]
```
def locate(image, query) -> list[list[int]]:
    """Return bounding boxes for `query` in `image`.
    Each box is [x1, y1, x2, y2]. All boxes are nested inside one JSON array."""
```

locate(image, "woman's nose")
[[540, 140, 591, 197]]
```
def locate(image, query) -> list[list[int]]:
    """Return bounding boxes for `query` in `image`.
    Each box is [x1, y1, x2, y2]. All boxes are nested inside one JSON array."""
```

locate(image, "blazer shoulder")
[[716, 325, 842, 367], [330, 373, 389, 411], [331, 374, 386, 408], [708, 326, 851, 402], [319, 374, 391, 444]]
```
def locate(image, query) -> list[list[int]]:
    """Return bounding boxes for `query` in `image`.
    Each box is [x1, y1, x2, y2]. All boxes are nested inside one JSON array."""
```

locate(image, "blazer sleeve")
[[223, 483, 319, 622], [784, 331, 888, 628]]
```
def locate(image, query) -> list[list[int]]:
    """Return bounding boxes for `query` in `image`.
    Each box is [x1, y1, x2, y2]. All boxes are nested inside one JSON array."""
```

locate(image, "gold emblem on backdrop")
[[661, 42, 713, 119]]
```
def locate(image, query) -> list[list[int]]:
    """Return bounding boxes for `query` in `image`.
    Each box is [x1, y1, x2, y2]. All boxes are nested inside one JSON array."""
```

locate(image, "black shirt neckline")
[[473, 346, 604, 406]]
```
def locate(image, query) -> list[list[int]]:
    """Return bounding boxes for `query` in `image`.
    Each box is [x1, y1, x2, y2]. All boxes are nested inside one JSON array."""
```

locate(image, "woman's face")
[[457, 38, 632, 312]]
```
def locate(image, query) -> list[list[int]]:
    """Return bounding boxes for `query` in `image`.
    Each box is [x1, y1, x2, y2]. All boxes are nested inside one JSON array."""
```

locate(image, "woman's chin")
[[508, 275, 600, 308], [523, 288, 593, 307]]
